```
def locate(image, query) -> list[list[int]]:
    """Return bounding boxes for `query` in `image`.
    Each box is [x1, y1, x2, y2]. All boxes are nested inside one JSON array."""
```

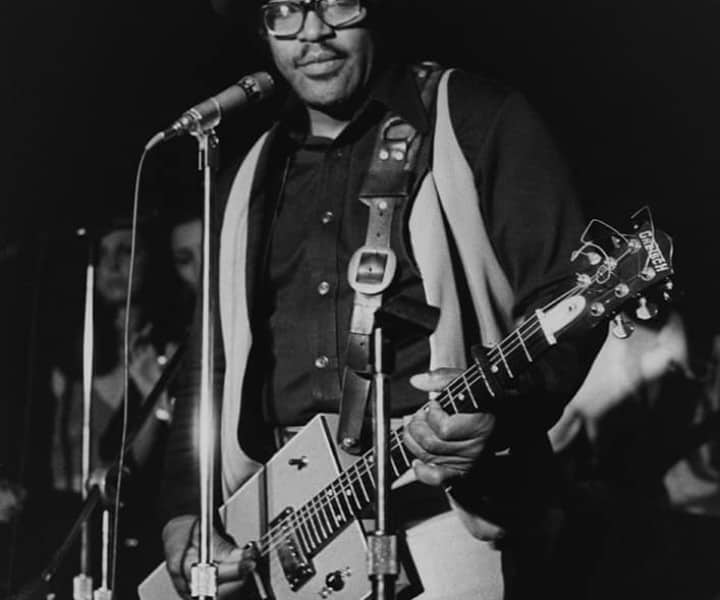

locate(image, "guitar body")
[[139, 415, 503, 600]]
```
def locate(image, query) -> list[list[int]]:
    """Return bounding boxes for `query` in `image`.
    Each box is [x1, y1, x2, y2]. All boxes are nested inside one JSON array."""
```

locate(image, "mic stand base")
[[72, 574, 93, 600], [191, 562, 218, 599], [367, 533, 398, 600]]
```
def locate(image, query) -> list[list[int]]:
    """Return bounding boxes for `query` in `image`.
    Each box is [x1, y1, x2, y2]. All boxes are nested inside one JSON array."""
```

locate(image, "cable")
[[110, 146, 150, 597]]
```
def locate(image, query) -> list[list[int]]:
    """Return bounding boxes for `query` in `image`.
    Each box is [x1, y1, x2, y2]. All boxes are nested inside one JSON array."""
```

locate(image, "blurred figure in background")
[[167, 214, 202, 336], [6, 217, 177, 599], [49, 223, 169, 494], [547, 308, 720, 600], [170, 215, 202, 293]]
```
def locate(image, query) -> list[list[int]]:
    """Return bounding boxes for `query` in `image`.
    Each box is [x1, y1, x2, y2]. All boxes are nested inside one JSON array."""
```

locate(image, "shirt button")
[[317, 281, 330, 296], [314, 355, 329, 369], [321, 211, 334, 225]]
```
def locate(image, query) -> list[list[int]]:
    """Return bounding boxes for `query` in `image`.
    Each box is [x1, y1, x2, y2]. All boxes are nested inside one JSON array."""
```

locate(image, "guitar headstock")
[[542, 207, 674, 339]]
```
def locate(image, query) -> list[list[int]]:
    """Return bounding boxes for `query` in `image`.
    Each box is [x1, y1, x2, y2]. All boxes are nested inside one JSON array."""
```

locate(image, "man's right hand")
[[162, 514, 258, 599]]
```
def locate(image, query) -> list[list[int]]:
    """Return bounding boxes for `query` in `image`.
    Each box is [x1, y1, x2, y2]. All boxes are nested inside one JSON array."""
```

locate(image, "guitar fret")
[[389, 454, 400, 477], [341, 484, 356, 515], [478, 367, 496, 397], [328, 486, 346, 523], [324, 498, 338, 528], [317, 502, 332, 537], [300, 518, 315, 552], [293, 510, 312, 553], [313, 502, 330, 542], [365, 467, 377, 490], [462, 372, 479, 409], [344, 478, 362, 511], [355, 462, 370, 503], [496, 344, 514, 378], [517, 328, 533, 362], [394, 430, 411, 469], [320, 492, 337, 529], [446, 388, 459, 412], [328, 489, 342, 527], [334, 482, 353, 518], [304, 505, 321, 547]]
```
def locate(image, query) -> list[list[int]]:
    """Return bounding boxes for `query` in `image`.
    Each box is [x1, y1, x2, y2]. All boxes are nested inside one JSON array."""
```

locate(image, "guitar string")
[[251, 251, 640, 556]]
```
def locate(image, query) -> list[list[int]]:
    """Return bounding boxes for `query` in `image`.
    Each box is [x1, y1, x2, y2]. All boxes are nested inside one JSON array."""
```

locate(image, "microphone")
[[145, 71, 274, 150]]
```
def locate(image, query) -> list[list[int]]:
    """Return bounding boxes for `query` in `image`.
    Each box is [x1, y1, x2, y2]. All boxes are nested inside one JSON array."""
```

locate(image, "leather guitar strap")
[[337, 63, 444, 454]]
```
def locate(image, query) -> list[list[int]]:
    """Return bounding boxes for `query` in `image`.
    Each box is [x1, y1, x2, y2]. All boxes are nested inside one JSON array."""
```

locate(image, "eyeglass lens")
[[263, 0, 361, 36]]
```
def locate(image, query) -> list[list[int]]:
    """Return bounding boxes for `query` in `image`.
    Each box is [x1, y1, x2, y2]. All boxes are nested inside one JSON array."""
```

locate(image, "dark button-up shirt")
[[256, 68, 432, 425]]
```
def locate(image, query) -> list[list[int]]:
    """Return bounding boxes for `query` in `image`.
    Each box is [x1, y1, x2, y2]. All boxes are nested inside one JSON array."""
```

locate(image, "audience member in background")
[[7, 218, 176, 599], [547, 308, 720, 600], [170, 216, 202, 293], [146, 212, 203, 360]]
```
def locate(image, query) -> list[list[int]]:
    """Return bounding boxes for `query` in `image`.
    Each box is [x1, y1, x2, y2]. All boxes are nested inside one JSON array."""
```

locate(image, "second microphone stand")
[[368, 327, 398, 600]]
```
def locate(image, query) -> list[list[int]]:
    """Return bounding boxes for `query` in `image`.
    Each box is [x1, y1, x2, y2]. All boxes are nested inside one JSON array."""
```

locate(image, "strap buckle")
[[347, 245, 397, 296]]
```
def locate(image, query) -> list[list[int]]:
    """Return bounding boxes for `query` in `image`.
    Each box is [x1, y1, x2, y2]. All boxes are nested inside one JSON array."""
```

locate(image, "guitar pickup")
[[270, 507, 316, 591]]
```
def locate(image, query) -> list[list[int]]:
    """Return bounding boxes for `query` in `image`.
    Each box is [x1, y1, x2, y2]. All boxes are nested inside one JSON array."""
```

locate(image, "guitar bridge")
[[270, 507, 316, 591]]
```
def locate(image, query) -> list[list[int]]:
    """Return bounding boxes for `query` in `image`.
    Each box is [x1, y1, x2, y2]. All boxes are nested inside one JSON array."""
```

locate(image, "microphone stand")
[[92, 510, 112, 600], [366, 297, 439, 600], [368, 327, 397, 600], [74, 230, 95, 600], [189, 127, 219, 600]]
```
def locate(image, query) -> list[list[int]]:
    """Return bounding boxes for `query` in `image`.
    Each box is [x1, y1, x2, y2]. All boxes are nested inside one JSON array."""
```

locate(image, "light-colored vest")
[[218, 69, 515, 497]]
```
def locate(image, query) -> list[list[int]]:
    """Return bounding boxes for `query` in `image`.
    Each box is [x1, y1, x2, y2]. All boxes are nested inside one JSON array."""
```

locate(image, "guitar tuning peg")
[[635, 296, 658, 321], [611, 314, 635, 339]]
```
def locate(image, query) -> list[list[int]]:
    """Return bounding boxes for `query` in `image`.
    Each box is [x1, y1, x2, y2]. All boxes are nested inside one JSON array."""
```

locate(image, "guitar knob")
[[635, 297, 658, 321], [325, 570, 345, 591], [611, 314, 634, 339]]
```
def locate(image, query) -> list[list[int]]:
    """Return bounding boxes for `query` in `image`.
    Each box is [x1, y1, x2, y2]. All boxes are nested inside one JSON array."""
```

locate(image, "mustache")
[[294, 44, 347, 67]]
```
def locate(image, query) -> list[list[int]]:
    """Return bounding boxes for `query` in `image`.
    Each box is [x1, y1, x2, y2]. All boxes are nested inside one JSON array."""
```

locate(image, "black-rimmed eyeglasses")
[[261, 0, 365, 38]]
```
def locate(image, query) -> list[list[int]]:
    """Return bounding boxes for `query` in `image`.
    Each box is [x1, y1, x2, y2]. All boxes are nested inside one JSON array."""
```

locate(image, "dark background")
[[1, 0, 719, 587]]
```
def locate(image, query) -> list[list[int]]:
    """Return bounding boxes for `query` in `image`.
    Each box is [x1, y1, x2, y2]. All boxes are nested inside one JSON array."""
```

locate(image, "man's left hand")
[[404, 368, 495, 486]]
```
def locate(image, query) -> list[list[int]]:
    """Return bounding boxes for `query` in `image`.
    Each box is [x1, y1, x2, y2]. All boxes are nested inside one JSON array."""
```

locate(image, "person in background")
[[7, 217, 176, 599], [170, 216, 202, 293], [547, 308, 720, 600]]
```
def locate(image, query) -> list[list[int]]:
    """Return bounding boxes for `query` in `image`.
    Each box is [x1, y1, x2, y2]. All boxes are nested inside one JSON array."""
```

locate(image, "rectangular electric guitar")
[[139, 209, 674, 600]]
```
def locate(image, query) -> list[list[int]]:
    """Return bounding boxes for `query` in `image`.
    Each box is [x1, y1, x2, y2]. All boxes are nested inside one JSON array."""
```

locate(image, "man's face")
[[266, 3, 375, 111]]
